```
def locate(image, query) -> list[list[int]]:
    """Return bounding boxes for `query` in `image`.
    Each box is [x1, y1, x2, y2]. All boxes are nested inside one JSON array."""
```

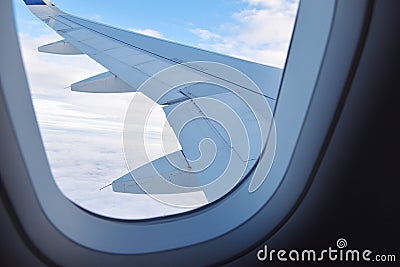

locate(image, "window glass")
[[14, 0, 299, 219]]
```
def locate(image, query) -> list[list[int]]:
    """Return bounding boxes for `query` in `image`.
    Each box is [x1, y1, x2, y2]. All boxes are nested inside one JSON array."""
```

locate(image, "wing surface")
[[24, 1, 280, 203]]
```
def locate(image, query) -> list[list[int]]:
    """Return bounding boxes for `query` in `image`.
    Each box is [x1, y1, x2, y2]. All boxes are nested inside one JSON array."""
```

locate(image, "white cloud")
[[190, 29, 221, 41], [190, 0, 299, 68], [244, 0, 296, 9], [129, 28, 164, 38]]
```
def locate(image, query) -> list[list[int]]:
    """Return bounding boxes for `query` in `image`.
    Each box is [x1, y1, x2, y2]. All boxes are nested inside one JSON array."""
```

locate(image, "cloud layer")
[[190, 0, 299, 68]]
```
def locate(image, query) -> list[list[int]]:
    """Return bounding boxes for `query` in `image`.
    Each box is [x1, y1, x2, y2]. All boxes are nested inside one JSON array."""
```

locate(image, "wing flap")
[[113, 148, 248, 205]]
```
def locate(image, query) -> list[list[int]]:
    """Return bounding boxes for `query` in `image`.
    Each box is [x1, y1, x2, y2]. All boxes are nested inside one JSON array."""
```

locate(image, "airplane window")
[[14, 0, 299, 219]]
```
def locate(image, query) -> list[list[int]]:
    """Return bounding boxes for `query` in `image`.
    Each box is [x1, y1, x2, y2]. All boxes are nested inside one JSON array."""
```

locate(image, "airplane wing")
[[24, 0, 281, 205]]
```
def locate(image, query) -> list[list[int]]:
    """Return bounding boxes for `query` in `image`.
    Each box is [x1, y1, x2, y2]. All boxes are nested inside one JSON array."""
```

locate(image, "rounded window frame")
[[0, 0, 372, 265]]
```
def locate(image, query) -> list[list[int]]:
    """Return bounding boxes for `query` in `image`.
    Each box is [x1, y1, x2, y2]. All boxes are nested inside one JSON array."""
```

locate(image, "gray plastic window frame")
[[0, 0, 370, 265]]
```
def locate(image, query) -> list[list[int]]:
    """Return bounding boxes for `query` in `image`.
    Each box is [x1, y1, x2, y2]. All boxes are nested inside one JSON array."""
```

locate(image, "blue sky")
[[15, 0, 249, 47], [13, 0, 298, 219]]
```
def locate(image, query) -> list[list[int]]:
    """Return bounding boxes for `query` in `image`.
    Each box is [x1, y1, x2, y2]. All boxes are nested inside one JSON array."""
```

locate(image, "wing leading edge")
[[25, 1, 280, 205]]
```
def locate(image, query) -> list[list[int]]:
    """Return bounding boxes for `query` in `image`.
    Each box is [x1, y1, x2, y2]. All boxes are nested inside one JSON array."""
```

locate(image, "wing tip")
[[23, 0, 52, 6]]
